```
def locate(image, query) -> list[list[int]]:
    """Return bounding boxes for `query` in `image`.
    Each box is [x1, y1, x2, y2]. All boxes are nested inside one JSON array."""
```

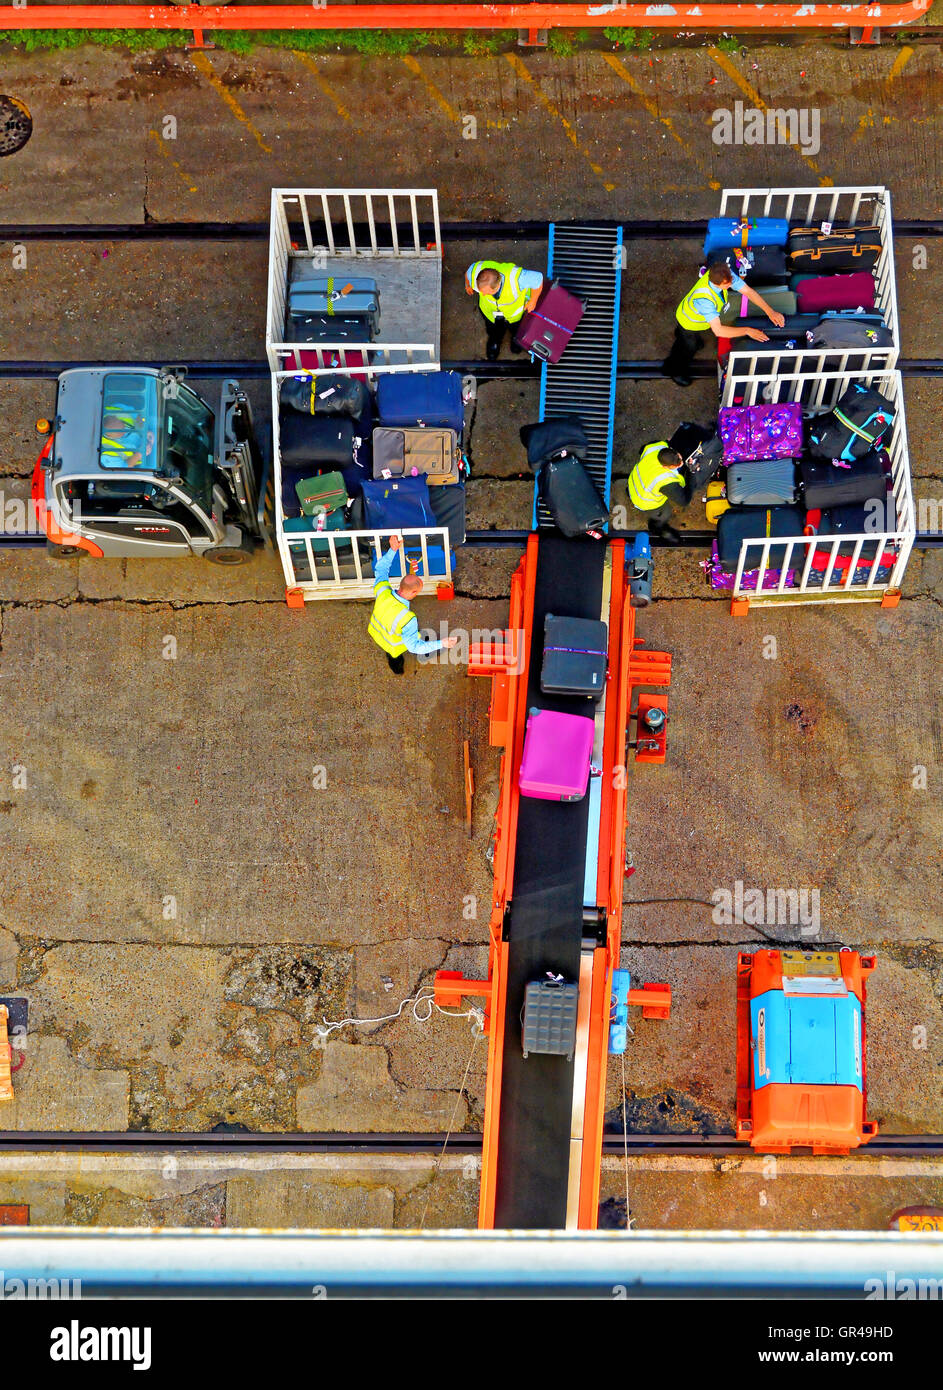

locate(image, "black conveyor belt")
[[493, 533, 606, 1230]]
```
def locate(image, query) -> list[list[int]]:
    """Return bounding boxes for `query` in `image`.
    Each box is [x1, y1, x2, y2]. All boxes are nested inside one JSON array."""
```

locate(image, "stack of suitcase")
[[518, 613, 608, 802], [705, 216, 892, 359], [707, 385, 899, 589]]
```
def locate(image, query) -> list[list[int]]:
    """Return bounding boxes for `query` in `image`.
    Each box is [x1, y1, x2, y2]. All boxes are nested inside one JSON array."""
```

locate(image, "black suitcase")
[[286, 313, 374, 345], [537, 456, 608, 538], [428, 479, 466, 547], [730, 246, 788, 282], [279, 372, 370, 418], [279, 413, 355, 468], [540, 613, 608, 701], [520, 415, 589, 471], [669, 423, 723, 488], [717, 504, 806, 574], [819, 497, 896, 557], [800, 450, 886, 510], [731, 313, 820, 342], [788, 226, 881, 273]]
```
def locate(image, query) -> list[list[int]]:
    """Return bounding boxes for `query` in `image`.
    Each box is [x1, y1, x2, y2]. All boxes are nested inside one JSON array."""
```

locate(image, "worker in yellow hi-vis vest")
[[627, 440, 692, 545], [368, 536, 459, 675], [662, 257, 785, 386], [465, 259, 544, 362]]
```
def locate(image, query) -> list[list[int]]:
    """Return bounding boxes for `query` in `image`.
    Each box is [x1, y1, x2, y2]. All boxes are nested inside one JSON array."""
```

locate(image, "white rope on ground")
[[315, 987, 485, 1040], [621, 1049, 632, 1231]]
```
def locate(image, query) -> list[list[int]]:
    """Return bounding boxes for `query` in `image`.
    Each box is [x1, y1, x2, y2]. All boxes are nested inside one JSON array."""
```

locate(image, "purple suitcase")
[[796, 272, 876, 314], [518, 708, 594, 802], [513, 281, 586, 364], [718, 403, 803, 463]]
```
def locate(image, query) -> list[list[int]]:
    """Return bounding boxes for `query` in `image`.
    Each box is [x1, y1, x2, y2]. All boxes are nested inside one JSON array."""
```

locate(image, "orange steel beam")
[[0, 3, 929, 32], [474, 535, 537, 1231]]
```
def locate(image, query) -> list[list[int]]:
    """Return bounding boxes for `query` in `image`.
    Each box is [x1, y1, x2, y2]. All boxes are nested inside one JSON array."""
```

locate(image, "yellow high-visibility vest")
[[467, 260, 529, 324], [628, 441, 683, 511], [368, 580, 413, 657], [676, 271, 728, 331]]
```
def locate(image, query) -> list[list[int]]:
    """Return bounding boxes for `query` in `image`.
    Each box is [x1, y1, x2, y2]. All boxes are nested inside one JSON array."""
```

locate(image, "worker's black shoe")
[[659, 525, 683, 545], [671, 375, 693, 388], [509, 339, 524, 355], [386, 654, 406, 675], [486, 343, 500, 362]]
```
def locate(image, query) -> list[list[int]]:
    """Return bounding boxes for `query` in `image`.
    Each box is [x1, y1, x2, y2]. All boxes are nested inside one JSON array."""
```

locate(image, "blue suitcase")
[[376, 371, 465, 433], [704, 216, 790, 259], [289, 276, 380, 335], [361, 475, 437, 530]]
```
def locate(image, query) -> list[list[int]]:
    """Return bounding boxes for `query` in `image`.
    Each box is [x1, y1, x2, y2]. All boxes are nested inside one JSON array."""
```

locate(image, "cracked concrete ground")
[[0, 39, 941, 1230]]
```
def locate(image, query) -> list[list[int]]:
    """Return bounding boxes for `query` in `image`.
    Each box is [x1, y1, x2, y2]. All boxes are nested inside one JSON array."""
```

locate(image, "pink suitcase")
[[796, 272, 875, 314], [513, 281, 586, 364], [519, 708, 595, 801]]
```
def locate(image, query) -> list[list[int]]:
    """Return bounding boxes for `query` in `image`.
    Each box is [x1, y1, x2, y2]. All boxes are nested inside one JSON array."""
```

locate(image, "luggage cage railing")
[[270, 369, 453, 598], [718, 366, 915, 607], [717, 185, 899, 380], [266, 188, 443, 375]]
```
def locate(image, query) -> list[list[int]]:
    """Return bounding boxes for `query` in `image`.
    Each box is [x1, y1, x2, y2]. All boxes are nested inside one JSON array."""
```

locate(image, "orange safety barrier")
[[0, 3, 930, 37]]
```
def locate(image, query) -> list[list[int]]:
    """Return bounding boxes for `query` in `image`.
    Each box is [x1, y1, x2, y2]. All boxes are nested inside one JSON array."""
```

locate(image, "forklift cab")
[[36, 367, 266, 564]]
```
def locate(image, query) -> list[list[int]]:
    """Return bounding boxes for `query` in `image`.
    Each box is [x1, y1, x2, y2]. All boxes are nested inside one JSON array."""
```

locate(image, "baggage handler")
[[368, 536, 458, 675], [465, 260, 544, 362], [626, 441, 691, 545], [662, 258, 785, 386]]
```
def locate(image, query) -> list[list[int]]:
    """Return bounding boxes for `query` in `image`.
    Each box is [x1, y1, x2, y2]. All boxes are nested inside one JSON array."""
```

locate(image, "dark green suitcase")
[[295, 471, 348, 517]]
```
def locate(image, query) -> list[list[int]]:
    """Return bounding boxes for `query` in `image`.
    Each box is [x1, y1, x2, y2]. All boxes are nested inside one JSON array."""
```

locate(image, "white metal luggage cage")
[[271, 370, 453, 602], [716, 185, 899, 381], [266, 188, 442, 375], [716, 367, 915, 610]]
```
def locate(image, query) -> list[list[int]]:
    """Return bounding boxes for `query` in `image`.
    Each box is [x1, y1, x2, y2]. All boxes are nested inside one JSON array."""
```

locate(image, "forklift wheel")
[[204, 543, 252, 566], [48, 544, 81, 559]]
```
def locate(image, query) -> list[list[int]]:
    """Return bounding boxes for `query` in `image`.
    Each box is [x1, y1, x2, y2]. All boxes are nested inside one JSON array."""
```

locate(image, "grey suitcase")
[[721, 286, 797, 325], [289, 275, 380, 335], [522, 978, 578, 1059], [540, 613, 608, 701], [726, 459, 798, 506], [372, 426, 460, 485], [809, 316, 893, 349]]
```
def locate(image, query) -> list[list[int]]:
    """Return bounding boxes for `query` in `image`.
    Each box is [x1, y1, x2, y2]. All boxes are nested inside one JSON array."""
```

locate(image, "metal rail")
[[0, 2, 930, 39], [0, 1129, 941, 1157], [4, 219, 943, 242]]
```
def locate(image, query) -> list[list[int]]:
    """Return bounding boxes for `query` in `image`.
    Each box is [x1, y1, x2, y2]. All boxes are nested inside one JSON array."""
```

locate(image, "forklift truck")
[[32, 366, 269, 564]]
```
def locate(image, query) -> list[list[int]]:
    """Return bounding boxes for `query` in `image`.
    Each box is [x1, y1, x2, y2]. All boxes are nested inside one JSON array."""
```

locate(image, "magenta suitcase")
[[797, 272, 875, 314], [513, 281, 586, 364], [519, 707, 595, 802]]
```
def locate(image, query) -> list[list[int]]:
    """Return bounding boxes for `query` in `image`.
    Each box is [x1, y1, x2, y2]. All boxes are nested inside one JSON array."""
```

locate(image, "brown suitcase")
[[372, 426, 460, 486]]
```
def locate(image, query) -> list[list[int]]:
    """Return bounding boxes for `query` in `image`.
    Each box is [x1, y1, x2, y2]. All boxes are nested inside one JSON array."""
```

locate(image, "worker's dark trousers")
[[662, 324, 705, 382], [644, 479, 692, 534], [480, 309, 524, 360]]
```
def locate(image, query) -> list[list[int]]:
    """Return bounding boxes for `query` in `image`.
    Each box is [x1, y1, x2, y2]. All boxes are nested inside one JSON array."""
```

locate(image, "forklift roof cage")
[[718, 366, 915, 611], [717, 185, 899, 381], [266, 188, 442, 377]]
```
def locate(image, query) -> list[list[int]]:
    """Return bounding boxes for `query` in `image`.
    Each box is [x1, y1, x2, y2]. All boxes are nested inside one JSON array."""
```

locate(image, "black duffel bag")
[[278, 412, 355, 468], [537, 455, 607, 538], [520, 414, 589, 472], [279, 372, 369, 418]]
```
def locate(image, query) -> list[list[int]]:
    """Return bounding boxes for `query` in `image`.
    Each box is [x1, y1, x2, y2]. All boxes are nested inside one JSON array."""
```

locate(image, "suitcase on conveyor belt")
[[522, 979, 579, 1059], [725, 459, 798, 507], [540, 614, 608, 701], [514, 281, 586, 363], [519, 707, 595, 801], [537, 455, 608, 538]]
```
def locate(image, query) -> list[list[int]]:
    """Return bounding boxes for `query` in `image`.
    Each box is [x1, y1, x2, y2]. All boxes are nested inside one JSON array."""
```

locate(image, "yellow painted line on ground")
[[707, 47, 833, 187], [191, 50, 272, 156], [293, 51, 365, 135], [886, 45, 914, 85], [147, 129, 197, 194], [401, 55, 509, 131], [601, 51, 720, 191], [505, 52, 616, 193]]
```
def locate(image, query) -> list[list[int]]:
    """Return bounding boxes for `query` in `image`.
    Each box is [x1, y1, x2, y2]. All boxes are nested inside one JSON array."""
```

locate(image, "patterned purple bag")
[[719, 403, 803, 463], [702, 541, 797, 593]]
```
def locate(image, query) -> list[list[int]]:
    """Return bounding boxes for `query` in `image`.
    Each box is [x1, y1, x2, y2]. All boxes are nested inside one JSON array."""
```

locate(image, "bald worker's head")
[[398, 573, 423, 600], [476, 268, 501, 295]]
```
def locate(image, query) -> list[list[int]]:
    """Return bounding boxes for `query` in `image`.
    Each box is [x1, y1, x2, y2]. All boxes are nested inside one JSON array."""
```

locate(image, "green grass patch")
[[602, 26, 653, 50], [715, 35, 742, 53]]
